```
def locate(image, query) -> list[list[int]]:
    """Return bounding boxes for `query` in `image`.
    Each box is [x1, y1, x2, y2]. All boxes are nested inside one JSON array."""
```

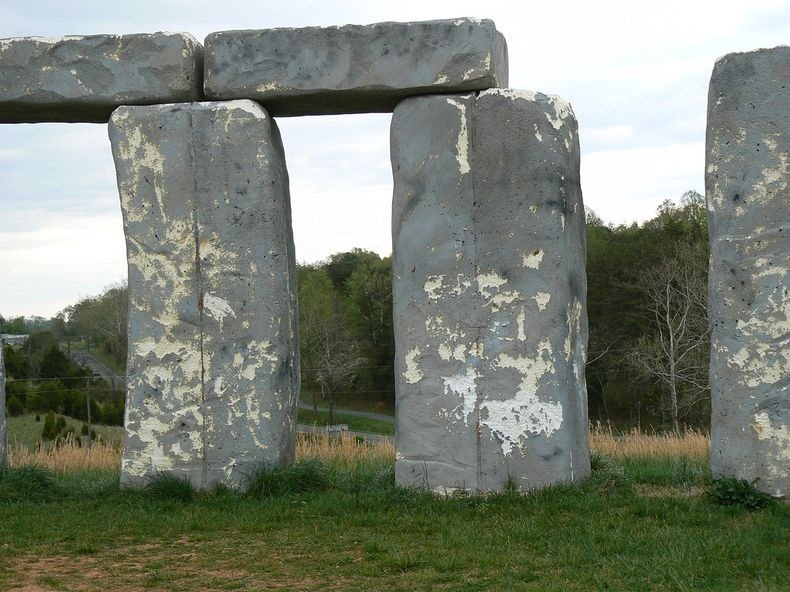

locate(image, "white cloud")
[[582, 142, 705, 225]]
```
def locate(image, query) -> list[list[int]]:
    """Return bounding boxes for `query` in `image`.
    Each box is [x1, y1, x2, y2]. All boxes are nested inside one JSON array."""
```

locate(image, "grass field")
[[7, 413, 124, 448], [1, 430, 788, 591]]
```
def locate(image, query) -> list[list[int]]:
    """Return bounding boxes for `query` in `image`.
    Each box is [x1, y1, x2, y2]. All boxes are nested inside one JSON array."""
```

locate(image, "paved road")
[[296, 424, 393, 444], [298, 400, 395, 423], [66, 348, 125, 389]]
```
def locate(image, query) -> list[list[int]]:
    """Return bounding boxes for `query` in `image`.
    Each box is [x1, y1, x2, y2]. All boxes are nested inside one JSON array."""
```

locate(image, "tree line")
[[2, 190, 710, 432]]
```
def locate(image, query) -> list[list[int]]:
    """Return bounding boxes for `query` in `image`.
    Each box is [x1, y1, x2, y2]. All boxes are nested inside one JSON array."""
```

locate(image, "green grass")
[[297, 408, 395, 436], [0, 455, 787, 591], [7, 413, 124, 448]]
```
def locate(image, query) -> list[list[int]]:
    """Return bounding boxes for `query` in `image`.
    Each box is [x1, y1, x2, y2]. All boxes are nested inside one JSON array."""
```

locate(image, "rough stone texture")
[[706, 46, 789, 498], [0, 343, 5, 466], [204, 18, 508, 116], [109, 100, 299, 489], [391, 89, 589, 493], [0, 33, 203, 123]]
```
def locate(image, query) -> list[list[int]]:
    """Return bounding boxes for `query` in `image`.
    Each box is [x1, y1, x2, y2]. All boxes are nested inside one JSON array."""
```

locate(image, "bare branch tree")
[[627, 244, 710, 433]]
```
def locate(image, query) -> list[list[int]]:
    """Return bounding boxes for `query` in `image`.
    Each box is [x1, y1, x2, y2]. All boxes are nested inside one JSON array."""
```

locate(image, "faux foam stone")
[[391, 89, 590, 493], [706, 46, 790, 498], [109, 100, 299, 489], [204, 18, 508, 116], [0, 33, 203, 123]]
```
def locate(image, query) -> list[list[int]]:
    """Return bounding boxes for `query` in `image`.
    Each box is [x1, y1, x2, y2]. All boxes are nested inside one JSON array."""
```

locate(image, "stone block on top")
[[0, 32, 203, 123], [204, 18, 508, 116]]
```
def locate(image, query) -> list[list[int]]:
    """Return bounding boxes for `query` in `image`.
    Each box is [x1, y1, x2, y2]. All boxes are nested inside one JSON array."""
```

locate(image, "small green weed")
[[709, 477, 775, 510]]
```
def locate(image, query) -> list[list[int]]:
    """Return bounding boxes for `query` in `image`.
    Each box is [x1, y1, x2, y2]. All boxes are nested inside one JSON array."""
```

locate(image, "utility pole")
[[86, 380, 92, 448]]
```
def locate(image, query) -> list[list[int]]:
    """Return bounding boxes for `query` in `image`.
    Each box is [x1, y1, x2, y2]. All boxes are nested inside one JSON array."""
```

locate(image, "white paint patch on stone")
[[203, 292, 236, 328], [495, 340, 557, 402], [424, 275, 445, 301], [477, 271, 508, 298], [534, 292, 551, 311], [752, 411, 790, 495], [544, 95, 574, 131], [403, 347, 423, 384], [216, 99, 265, 119], [565, 298, 583, 359], [482, 394, 564, 457], [255, 81, 286, 93], [445, 98, 470, 175], [442, 366, 479, 423], [522, 249, 544, 269], [517, 308, 527, 341], [482, 88, 538, 102], [533, 123, 543, 142]]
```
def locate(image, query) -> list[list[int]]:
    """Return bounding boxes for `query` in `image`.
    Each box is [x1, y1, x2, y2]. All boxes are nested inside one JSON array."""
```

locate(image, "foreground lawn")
[[0, 449, 787, 591]]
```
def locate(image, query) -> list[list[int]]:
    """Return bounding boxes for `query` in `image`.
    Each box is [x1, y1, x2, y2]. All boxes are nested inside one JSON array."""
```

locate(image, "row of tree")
[[2, 190, 711, 432]]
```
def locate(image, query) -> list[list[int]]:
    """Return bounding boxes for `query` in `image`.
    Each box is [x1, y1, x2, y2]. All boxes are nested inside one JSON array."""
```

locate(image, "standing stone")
[[0, 342, 6, 466], [109, 100, 299, 489], [706, 46, 789, 498], [0, 33, 203, 123], [204, 18, 508, 116], [391, 89, 589, 493]]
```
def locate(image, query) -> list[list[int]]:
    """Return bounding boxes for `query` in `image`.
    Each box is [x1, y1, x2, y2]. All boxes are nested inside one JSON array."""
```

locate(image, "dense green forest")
[[2, 190, 710, 432]]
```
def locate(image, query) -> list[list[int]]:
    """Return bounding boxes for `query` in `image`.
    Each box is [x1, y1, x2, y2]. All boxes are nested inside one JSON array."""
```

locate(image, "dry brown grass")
[[589, 421, 710, 459], [7, 434, 121, 473], [296, 431, 395, 468], [5, 423, 709, 474]]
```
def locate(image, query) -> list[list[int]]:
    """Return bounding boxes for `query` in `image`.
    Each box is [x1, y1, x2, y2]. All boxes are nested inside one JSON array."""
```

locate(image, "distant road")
[[296, 424, 393, 444], [298, 400, 395, 424], [65, 348, 124, 389]]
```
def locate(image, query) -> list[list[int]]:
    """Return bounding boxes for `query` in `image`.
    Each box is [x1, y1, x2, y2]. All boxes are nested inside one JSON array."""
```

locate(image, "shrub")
[[6, 396, 24, 417], [709, 477, 775, 510], [144, 472, 196, 502], [0, 464, 55, 504], [41, 412, 58, 440], [244, 458, 332, 498]]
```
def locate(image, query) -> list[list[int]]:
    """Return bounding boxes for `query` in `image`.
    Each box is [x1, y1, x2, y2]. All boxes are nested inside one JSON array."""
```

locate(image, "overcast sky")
[[1, 0, 788, 319]]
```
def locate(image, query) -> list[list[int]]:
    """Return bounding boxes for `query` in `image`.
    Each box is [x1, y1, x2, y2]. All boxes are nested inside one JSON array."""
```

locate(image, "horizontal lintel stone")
[[204, 18, 508, 116], [0, 33, 203, 123]]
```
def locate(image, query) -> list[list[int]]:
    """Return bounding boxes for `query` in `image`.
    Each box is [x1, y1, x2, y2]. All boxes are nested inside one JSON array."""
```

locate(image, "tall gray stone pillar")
[[706, 46, 789, 498], [1, 342, 6, 466], [391, 89, 590, 493], [109, 100, 299, 489]]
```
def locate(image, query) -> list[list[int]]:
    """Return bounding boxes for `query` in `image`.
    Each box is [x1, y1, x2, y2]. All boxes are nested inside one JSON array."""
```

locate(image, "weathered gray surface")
[[204, 18, 507, 116], [109, 100, 299, 489], [706, 46, 789, 498], [0, 33, 203, 123], [0, 343, 6, 466], [391, 89, 589, 493]]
